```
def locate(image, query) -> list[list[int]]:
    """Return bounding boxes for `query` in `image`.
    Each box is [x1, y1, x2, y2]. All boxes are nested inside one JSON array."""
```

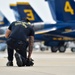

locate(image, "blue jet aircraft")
[[9, 0, 75, 52], [0, 11, 10, 51]]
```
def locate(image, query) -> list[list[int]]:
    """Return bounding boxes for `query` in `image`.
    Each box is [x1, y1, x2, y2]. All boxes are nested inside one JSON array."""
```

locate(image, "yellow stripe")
[[17, 2, 29, 5], [0, 22, 4, 25], [10, 4, 16, 6], [35, 32, 46, 34]]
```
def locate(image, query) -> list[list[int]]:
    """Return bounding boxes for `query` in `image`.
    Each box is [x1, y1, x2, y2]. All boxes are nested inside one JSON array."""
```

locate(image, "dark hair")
[[22, 17, 30, 22], [25, 18, 30, 22]]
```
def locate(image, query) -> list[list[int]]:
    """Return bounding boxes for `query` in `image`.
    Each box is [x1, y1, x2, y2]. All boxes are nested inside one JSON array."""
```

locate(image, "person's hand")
[[26, 58, 34, 66], [28, 58, 34, 61]]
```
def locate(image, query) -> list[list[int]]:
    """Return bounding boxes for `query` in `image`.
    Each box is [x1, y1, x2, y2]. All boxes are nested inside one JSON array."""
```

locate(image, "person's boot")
[[15, 53, 23, 67], [6, 61, 13, 66]]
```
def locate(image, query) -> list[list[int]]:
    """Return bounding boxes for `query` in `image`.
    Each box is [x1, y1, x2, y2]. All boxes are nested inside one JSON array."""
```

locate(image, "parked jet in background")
[[10, 3, 43, 23], [9, 0, 75, 53], [0, 11, 10, 51]]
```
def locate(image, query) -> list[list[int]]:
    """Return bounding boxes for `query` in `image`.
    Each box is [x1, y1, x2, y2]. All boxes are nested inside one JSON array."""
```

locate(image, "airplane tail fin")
[[10, 4, 21, 21], [0, 11, 10, 26], [16, 2, 43, 23], [46, 0, 75, 22], [0, 11, 10, 41]]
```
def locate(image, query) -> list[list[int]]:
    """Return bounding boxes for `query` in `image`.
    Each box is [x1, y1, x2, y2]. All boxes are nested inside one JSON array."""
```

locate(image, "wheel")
[[40, 47, 45, 51], [71, 48, 75, 52], [58, 46, 66, 53], [51, 46, 58, 53]]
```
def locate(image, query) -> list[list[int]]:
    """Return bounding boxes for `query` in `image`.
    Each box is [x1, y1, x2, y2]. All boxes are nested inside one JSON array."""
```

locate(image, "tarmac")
[[0, 48, 75, 75]]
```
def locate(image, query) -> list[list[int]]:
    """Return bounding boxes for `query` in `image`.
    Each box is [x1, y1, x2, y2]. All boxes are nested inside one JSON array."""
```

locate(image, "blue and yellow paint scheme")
[[9, 0, 75, 50], [0, 11, 10, 51]]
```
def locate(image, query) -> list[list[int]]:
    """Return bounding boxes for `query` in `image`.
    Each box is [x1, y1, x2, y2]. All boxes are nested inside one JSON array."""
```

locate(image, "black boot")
[[26, 58, 34, 66], [15, 53, 23, 67], [6, 61, 13, 66]]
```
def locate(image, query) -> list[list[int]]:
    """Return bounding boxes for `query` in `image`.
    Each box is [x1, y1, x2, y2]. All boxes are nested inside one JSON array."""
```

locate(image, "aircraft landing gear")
[[50, 41, 66, 53], [51, 46, 58, 53], [51, 46, 66, 53], [58, 46, 66, 53], [71, 48, 75, 52]]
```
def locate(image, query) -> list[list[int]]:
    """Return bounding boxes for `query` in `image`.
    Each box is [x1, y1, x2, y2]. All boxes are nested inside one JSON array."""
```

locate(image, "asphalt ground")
[[0, 48, 75, 75]]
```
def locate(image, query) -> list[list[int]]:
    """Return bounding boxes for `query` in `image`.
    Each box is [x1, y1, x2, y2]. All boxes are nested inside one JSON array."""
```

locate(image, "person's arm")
[[28, 36, 34, 59], [5, 22, 13, 38], [5, 29, 11, 38]]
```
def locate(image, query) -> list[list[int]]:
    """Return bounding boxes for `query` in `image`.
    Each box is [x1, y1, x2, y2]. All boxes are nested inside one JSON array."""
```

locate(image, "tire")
[[59, 46, 66, 53], [71, 48, 75, 52], [40, 47, 45, 51], [51, 46, 58, 53]]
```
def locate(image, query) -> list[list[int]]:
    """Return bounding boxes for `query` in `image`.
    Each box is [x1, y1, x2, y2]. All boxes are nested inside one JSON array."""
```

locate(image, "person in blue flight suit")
[[5, 18, 34, 67]]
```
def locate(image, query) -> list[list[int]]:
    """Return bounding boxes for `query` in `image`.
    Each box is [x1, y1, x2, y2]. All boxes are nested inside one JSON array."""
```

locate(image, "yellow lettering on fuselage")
[[53, 38, 57, 40], [53, 37, 74, 41], [63, 37, 73, 40], [65, 29, 72, 32], [24, 9, 34, 21], [64, 1, 74, 15]]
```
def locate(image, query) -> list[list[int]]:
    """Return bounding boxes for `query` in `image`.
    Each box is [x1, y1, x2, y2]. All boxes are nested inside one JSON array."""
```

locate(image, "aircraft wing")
[[35, 24, 70, 35], [35, 27, 57, 34]]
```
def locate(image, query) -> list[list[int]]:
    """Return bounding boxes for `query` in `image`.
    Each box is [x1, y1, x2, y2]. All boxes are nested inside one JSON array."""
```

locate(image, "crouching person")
[[5, 19, 34, 67]]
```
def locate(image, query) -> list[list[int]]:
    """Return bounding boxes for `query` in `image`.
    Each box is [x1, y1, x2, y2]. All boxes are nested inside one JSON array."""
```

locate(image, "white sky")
[[0, 0, 55, 23]]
